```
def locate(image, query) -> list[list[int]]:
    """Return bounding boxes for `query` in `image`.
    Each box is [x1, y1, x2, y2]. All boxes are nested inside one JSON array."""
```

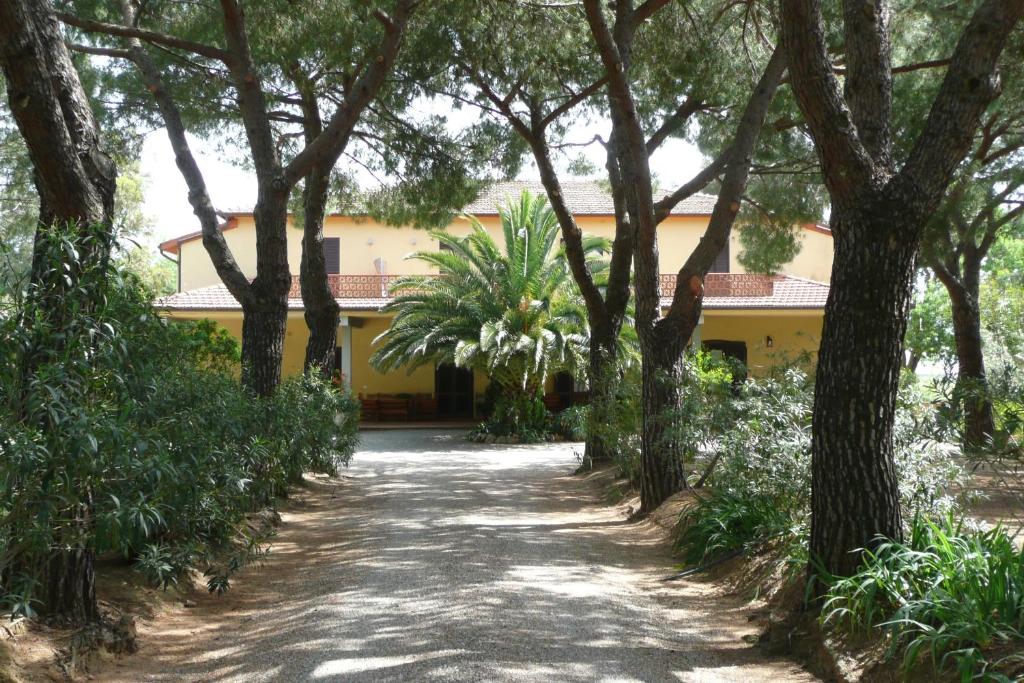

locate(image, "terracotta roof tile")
[[668, 275, 829, 310], [157, 274, 828, 313]]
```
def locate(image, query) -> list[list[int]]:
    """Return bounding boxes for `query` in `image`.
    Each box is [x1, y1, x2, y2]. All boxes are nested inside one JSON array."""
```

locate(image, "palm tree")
[[371, 191, 606, 432]]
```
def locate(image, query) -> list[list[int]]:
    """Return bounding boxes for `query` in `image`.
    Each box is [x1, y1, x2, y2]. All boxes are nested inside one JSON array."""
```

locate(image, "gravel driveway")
[[100, 429, 815, 682]]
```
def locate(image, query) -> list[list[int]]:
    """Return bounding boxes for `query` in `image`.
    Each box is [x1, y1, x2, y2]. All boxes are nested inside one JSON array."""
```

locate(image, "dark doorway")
[[702, 340, 748, 380], [553, 371, 575, 411], [435, 363, 474, 418], [703, 339, 747, 364]]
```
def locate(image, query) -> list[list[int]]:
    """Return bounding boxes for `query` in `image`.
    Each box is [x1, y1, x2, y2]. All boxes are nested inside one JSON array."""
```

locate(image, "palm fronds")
[[370, 190, 602, 390]]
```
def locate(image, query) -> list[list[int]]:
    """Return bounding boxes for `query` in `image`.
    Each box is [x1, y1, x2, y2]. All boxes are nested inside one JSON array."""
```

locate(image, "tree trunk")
[[39, 513, 97, 625], [240, 296, 288, 397], [584, 323, 621, 465], [809, 207, 912, 579], [637, 321, 692, 514], [240, 193, 291, 396], [0, 0, 115, 625], [299, 165, 339, 378], [943, 270, 995, 450], [291, 69, 342, 379]]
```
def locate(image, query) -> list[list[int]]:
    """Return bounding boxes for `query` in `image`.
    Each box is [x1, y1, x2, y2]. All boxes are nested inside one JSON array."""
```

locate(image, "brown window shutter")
[[323, 237, 340, 274]]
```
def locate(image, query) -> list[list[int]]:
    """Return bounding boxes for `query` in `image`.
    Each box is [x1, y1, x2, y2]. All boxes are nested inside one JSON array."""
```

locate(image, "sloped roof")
[[156, 274, 829, 313], [681, 275, 829, 309], [464, 180, 718, 215], [154, 284, 389, 312]]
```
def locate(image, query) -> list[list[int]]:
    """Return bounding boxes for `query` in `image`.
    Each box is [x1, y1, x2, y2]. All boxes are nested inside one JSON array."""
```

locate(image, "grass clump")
[[823, 516, 1024, 681]]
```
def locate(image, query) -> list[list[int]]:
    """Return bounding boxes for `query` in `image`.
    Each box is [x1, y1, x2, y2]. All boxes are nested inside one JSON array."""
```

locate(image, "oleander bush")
[[0, 235, 359, 615], [676, 368, 963, 569]]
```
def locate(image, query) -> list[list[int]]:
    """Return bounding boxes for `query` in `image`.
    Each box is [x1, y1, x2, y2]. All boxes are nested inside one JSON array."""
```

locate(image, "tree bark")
[[936, 259, 996, 449], [584, 321, 622, 465], [637, 323, 690, 513], [808, 207, 912, 578], [292, 70, 342, 378], [242, 197, 291, 396], [0, 0, 117, 624], [239, 296, 288, 397], [300, 167, 341, 377], [781, 0, 1023, 581], [39, 505, 98, 624]]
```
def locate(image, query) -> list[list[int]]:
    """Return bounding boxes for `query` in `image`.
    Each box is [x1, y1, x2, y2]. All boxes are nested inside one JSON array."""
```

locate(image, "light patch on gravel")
[[94, 429, 817, 682]]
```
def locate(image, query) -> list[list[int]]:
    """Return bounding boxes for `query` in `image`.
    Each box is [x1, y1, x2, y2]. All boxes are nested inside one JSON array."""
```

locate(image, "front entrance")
[[435, 363, 474, 418]]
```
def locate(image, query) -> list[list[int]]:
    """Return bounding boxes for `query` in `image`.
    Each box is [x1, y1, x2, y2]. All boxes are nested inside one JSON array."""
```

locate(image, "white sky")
[[139, 109, 708, 249]]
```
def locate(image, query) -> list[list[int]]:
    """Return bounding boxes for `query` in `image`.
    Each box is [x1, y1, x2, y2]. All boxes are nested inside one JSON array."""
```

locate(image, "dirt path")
[[95, 429, 816, 682]]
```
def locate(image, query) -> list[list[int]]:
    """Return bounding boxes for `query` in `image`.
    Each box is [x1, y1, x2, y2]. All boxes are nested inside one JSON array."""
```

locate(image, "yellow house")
[[157, 180, 832, 417]]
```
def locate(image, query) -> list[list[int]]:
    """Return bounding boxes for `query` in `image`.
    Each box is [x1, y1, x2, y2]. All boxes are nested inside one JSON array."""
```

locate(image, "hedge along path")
[[95, 429, 817, 682]]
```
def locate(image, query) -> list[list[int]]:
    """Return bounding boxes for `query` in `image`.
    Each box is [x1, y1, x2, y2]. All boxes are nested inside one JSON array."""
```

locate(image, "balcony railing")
[[289, 274, 404, 298], [289, 272, 776, 299], [658, 273, 775, 297]]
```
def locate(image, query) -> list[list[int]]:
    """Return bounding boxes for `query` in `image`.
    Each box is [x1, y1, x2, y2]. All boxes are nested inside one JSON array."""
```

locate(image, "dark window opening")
[[709, 240, 730, 273], [323, 237, 340, 274]]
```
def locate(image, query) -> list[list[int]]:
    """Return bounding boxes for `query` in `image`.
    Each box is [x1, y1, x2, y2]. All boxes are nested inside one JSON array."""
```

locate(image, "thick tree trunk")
[[240, 191, 291, 396], [944, 272, 995, 450], [0, 0, 116, 625], [39, 515, 97, 624], [240, 296, 288, 397], [636, 320, 693, 514], [809, 208, 913, 579]]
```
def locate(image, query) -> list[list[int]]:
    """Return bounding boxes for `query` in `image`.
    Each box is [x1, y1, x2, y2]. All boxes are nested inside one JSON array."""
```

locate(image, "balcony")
[[288, 273, 776, 300]]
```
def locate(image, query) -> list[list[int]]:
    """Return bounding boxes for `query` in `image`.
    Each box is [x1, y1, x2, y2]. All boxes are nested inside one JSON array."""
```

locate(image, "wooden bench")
[[413, 393, 437, 420], [358, 395, 380, 422], [376, 396, 411, 421]]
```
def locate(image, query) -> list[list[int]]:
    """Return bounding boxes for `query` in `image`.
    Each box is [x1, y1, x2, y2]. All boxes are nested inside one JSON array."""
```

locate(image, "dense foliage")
[[676, 370, 963, 567], [0, 232, 359, 615], [662, 360, 1024, 678]]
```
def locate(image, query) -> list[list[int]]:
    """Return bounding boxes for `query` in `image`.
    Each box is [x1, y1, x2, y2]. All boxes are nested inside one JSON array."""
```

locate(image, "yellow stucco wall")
[[700, 311, 822, 376], [349, 316, 435, 395], [174, 213, 834, 291], [166, 308, 823, 392]]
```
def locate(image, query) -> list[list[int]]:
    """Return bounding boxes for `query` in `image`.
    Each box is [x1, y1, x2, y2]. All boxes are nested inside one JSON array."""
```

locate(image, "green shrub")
[[0, 235, 360, 614], [555, 404, 588, 441], [469, 391, 552, 443], [823, 516, 1024, 681], [676, 369, 964, 569], [676, 368, 813, 564], [588, 363, 643, 480]]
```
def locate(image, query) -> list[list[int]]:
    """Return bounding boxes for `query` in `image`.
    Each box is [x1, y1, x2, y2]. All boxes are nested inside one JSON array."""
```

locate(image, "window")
[[709, 240, 729, 273], [323, 237, 340, 274]]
